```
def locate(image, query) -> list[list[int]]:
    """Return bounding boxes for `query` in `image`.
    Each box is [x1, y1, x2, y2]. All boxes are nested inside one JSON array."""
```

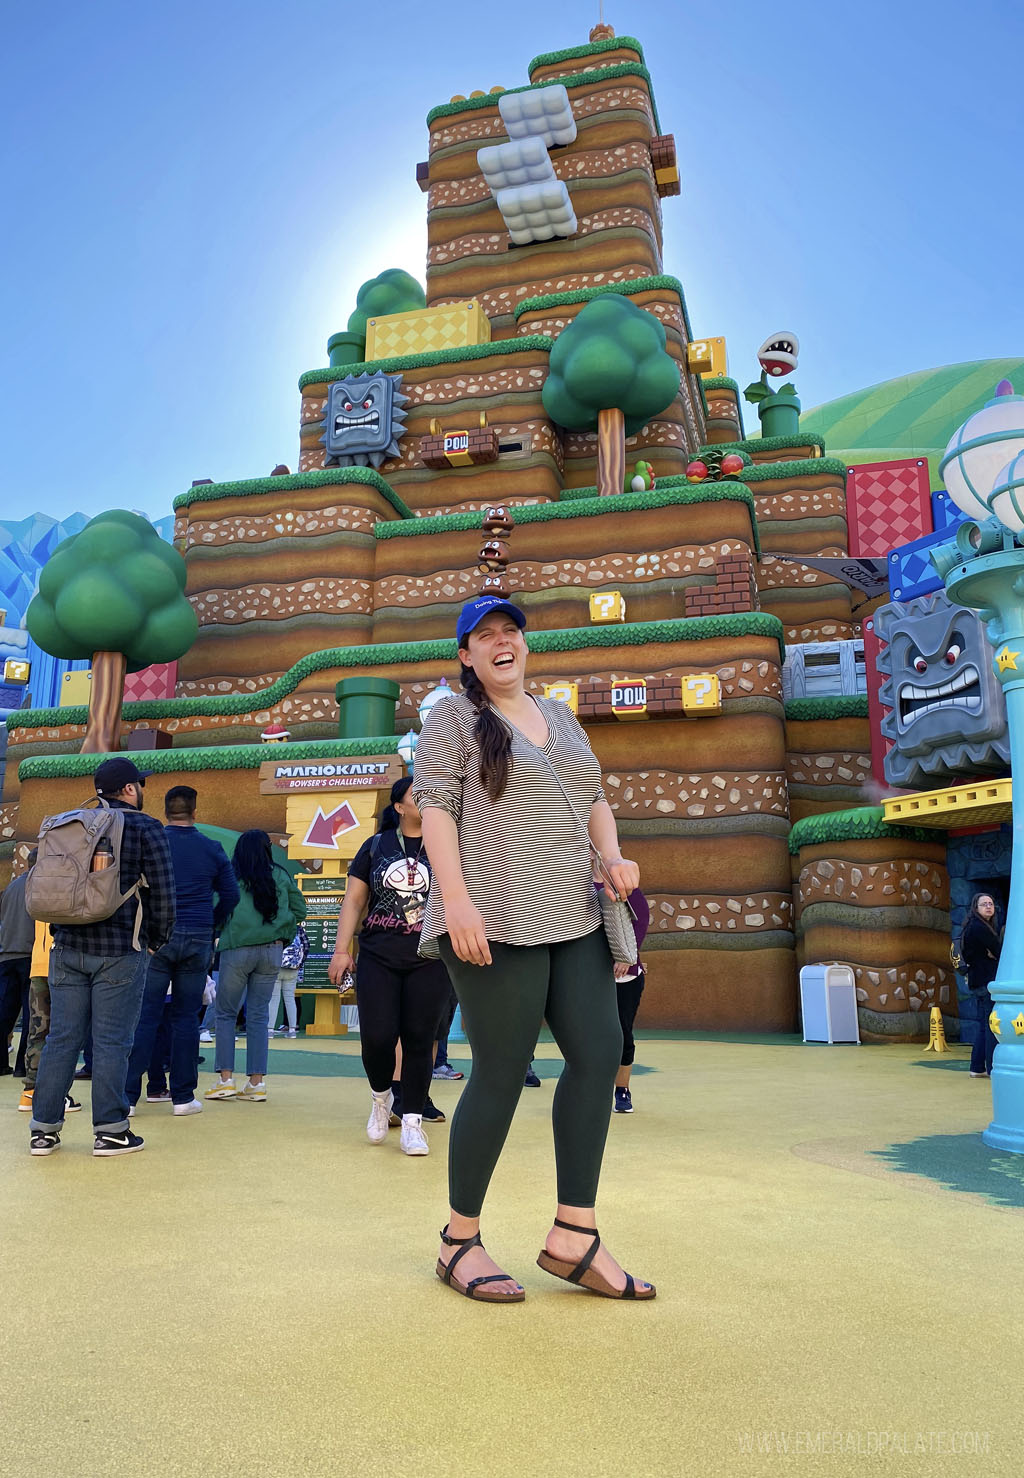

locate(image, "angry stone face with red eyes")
[[876, 591, 1010, 788]]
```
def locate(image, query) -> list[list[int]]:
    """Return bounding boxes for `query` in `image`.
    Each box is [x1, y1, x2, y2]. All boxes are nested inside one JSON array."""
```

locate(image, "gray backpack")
[[26, 800, 146, 945]]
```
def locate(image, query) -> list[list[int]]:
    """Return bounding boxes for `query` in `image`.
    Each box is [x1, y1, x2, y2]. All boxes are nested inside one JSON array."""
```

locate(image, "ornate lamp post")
[[933, 382, 1024, 1151]]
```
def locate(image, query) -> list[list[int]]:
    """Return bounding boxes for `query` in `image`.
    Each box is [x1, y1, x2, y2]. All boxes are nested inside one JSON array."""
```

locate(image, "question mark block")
[[682, 673, 721, 715], [589, 591, 626, 623], [543, 681, 579, 714]]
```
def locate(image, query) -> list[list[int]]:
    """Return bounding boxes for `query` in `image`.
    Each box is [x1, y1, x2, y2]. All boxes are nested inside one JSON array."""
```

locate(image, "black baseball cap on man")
[[94, 757, 151, 796]]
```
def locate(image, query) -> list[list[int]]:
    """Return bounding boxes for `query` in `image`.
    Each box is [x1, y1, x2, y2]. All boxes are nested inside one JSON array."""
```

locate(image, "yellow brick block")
[[688, 336, 728, 378], [59, 670, 92, 706], [366, 300, 491, 360], [3, 658, 30, 685]]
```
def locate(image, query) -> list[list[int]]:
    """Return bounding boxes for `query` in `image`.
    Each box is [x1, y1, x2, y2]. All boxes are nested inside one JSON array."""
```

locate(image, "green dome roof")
[[800, 358, 1024, 484]]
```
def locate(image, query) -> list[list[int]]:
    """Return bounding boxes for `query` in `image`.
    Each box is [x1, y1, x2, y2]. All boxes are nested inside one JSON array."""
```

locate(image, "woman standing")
[[412, 595, 655, 1303], [328, 777, 452, 1157], [961, 893, 1002, 1078], [269, 923, 308, 1038], [205, 831, 306, 1103]]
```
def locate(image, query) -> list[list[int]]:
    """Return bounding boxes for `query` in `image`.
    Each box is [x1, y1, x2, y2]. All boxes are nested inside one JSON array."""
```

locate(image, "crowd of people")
[[1, 595, 658, 1302]]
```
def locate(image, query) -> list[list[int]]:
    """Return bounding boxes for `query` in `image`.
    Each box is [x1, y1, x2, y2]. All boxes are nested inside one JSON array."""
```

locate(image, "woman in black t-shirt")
[[328, 778, 452, 1156]]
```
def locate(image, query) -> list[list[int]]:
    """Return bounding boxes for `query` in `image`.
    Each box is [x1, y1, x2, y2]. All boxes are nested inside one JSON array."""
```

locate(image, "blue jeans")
[[125, 929, 212, 1106], [30, 946, 148, 1134], [215, 943, 282, 1079]]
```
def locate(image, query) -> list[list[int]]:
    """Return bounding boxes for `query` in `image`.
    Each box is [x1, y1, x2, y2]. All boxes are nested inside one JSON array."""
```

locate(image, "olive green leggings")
[[439, 927, 622, 1217]]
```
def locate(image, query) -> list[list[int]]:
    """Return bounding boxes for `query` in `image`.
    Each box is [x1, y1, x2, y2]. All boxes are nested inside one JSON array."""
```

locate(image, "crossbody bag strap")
[[533, 747, 635, 919]]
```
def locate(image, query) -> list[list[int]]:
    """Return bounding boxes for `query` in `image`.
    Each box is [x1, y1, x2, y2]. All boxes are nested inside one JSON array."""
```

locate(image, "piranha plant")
[[542, 295, 681, 497], [744, 330, 802, 437], [26, 510, 198, 754]]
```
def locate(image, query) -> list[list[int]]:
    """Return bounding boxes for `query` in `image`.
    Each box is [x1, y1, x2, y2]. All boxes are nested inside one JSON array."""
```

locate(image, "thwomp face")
[[876, 592, 1009, 788], [322, 372, 407, 468]]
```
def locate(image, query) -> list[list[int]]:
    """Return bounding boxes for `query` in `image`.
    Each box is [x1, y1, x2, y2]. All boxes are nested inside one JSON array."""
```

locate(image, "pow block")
[[684, 550, 758, 618], [543, 681, 579, 713], [681, 673, 721, 715], [419, 425, 499, 469], [590, 591, 626, 623], [365, 301, 491, 361], [611, 679, 648, 721]]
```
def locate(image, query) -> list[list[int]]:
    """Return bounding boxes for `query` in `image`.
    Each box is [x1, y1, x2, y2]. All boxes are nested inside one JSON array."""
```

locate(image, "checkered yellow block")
[[365, 300, 491, 360]]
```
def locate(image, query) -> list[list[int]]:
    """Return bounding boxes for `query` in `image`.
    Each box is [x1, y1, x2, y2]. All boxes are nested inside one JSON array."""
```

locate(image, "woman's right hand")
[[329, 949, 355, 987], [446, 896, 492, 966]]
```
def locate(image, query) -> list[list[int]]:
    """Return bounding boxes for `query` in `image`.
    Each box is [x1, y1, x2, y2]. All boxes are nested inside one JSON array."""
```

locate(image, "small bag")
[[536, 750, 638, 966]]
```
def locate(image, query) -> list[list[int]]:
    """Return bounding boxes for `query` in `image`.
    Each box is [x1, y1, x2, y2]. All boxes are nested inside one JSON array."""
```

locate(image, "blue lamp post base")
[[945, 548, 1024, 1153]]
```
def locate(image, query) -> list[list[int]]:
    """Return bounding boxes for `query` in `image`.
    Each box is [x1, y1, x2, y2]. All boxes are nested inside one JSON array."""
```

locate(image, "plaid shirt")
[[53, 800, 176, 956]]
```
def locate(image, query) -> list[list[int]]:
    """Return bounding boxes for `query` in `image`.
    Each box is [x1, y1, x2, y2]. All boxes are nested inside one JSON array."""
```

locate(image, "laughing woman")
[[411, 595, 655, 1304]]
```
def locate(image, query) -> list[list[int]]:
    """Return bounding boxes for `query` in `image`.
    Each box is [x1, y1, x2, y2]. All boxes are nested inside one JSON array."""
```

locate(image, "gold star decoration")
[[1013, 1013, 1024, 1036], [996, 646, 1020, 673], [990, 1009, 1002, 1036]]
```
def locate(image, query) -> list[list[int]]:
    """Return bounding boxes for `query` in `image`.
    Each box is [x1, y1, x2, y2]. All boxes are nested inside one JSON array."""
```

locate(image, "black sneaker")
[[64, 1095, 82, 1114], [30, 1130, 60, 1156], [146, 1089, 171, 1102], [614, 1087, 633, 1113], [421, 1097, 446, 1124], [74, 1067, 91, 1081], [93, 1130, 145, 1157], [524, 1066, 541, 1087]]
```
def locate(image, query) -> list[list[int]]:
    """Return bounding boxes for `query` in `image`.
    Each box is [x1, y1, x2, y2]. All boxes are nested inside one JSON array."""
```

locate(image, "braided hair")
[[460, 662, 512, 801]]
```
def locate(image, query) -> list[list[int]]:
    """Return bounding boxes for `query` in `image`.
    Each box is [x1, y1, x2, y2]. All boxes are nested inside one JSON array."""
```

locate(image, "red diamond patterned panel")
[[123, 661, 177, 703], [846, 457, 931, 557]]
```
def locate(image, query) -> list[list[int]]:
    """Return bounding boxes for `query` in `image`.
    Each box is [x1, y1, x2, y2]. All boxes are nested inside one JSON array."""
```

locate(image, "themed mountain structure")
[[5, 25, 1003, 1043]]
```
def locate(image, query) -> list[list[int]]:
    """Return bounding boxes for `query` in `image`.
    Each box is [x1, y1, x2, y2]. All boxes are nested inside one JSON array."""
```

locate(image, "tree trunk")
[[81, 651, 127, 754], [597, 406, 625, 497]]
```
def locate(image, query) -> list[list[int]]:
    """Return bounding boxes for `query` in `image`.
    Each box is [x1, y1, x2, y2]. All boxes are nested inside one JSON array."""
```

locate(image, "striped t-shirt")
[[412, 692, 605, 956]]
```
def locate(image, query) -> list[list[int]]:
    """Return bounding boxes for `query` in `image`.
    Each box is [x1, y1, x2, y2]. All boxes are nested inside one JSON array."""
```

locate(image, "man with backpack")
[[27, 757, 176, 1157]]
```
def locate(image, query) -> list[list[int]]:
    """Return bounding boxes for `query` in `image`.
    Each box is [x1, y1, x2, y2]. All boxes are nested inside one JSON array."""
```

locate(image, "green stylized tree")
[[26, 510, 198, 754], [542, 295, 681, 497], [348, 268, 426, 341]]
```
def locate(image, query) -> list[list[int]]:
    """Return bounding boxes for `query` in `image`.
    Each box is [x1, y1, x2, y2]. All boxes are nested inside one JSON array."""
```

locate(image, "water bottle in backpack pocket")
[[26, 800, 147, 943]]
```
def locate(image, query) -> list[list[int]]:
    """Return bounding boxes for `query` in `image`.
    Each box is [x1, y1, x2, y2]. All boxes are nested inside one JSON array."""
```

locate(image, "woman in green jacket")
[[206, 831, 306, 1103]]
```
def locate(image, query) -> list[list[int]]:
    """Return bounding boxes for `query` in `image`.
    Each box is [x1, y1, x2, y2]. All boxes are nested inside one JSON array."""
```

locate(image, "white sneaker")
[[367, 1090, 393, 1144], [128, 1105, 135, 1118], [173, 1098, 204, 1115], [287, 1030, 297, 1039], [400, 1114, 429, 1156], [199, 1031, 213, 1043], [205, 1079, 237, 1100]]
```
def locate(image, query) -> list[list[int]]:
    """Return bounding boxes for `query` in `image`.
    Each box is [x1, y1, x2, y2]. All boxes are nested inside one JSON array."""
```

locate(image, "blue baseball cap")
[[456, 596, 527, 646]]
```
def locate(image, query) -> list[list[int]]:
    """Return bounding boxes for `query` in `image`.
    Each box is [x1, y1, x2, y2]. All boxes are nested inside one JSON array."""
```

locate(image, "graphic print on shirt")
[[364, 843, 431, 936]]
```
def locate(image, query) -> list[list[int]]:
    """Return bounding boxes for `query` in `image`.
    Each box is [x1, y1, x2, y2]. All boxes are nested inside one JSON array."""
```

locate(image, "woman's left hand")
[[598, 855, 640, 902]]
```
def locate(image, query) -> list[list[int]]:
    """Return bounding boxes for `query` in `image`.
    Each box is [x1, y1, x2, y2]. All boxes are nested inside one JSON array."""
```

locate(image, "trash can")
[[799, 964, 860, 1044]]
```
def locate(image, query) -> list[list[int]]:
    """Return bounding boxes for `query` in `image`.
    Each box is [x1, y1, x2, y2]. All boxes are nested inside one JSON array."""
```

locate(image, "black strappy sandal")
[[536, 1218, 656, 1300], [436, 1225, 526, 1303]]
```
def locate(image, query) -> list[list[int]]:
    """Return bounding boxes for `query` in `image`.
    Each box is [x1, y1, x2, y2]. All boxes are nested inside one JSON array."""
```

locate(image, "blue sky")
[[3, 0, 1022, 521]]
